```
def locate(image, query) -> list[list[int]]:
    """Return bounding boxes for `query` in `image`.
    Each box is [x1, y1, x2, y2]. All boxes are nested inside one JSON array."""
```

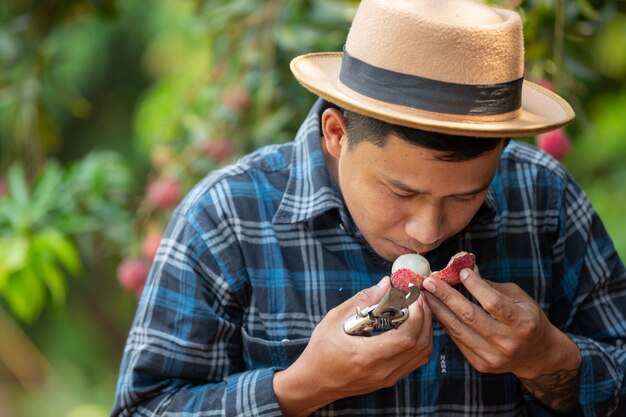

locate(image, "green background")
[[1, 1, 625, 415]]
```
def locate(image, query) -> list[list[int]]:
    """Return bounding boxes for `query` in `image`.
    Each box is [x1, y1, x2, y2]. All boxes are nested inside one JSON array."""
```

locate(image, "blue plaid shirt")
[[112, 99, 626, 416]]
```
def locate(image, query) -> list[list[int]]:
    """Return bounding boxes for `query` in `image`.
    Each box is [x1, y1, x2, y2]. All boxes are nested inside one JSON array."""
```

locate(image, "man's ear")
[[321, 108, 348, 159]]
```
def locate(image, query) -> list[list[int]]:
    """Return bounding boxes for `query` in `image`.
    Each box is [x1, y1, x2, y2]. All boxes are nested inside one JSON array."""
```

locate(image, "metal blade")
[[371, 287, 408, 319]]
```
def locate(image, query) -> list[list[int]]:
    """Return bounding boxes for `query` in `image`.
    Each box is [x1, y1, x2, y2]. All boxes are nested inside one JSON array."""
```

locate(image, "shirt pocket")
[[241, 327, 309, 370]]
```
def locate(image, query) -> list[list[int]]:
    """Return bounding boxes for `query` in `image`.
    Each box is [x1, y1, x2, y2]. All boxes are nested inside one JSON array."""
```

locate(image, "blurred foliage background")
[[0, 0, 625, 416]]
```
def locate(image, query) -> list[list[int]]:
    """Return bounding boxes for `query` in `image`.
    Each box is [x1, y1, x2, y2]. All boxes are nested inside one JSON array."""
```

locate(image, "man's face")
[[331, 133, 503, 262]]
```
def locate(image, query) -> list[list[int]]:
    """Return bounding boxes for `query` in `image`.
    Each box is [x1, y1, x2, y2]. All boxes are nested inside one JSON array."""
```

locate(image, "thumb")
[[333, 276, 390, 318], [353, 276, 390, 307]]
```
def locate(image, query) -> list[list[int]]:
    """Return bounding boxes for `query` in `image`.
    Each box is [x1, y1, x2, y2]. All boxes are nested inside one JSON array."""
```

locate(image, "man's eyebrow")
[[383, 175, 492, 196]]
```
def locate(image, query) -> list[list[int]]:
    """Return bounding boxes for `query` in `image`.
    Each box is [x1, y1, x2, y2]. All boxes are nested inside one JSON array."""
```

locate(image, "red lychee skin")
[[430, 252, 476, 285], [391, 252, 476, 293], [390, 269, 426, 294]]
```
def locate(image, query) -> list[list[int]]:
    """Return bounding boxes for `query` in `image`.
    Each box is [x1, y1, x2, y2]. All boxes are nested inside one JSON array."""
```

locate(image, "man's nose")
[[404, 202, 444, 246]]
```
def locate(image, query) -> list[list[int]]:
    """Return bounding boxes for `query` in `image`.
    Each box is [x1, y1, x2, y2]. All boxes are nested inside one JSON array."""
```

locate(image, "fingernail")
[[460, 269, 470, 281], [377, 276, 387, 286], [423, 279, 436, 293]]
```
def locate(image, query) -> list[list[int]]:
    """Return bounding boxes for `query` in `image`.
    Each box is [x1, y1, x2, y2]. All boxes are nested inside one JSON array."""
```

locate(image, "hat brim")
[[290, 53, 575, 138]]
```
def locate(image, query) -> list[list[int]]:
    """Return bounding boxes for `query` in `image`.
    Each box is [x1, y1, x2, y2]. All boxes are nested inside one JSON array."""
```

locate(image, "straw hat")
[[290, 0, 575, 138]]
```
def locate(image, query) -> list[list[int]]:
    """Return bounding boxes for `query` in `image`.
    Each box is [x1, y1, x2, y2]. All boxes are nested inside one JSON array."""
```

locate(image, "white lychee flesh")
[[391, 253, 431, 276]]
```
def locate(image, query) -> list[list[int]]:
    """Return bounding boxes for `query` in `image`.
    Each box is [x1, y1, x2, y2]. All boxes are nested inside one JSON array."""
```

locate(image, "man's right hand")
[[273, 276, 433, 417]]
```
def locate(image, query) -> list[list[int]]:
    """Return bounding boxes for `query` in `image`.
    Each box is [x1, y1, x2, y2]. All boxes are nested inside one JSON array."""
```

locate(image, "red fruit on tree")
[[117, 258, 150, 293], [201, 139, 237, 163], [147, 177, 183, 209], [536, 129, 571, 161], [142, 231, 163, 261], [391, 251, 476, 293]]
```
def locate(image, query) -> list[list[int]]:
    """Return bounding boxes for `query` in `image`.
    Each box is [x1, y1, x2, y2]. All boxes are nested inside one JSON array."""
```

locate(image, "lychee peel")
[[391, 251, 476, 293], [391, 268, 427, 294]]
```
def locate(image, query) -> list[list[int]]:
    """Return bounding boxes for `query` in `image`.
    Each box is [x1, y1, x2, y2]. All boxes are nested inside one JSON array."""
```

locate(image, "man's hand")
[[422, 267, 582, 414], [274, 276, 433, 417]]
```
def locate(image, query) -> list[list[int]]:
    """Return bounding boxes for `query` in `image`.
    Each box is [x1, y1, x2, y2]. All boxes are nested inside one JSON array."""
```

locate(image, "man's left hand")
[[421, 267, 580, 379]]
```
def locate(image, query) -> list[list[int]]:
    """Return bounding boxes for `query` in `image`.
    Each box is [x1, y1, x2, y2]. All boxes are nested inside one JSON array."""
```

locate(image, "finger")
[[384, 293, 430, 344], [419, 292, 489, 366], [422, 276, 497, 335], [416, 295, 433, 341], [458, 268, 518, 324], [337, 276, 391, 317], [421, 291, 501, 366], [444, 328, 492, 371], [486, 281, 529, 301], [398, 295, 432, 349], [415, 296, 433, 358], [422, 291, 483, 342], [387, 297, 434, 373]]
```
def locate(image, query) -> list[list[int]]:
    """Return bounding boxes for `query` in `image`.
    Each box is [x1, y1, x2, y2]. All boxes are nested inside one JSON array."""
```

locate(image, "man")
[[111, 0, 626, 416]]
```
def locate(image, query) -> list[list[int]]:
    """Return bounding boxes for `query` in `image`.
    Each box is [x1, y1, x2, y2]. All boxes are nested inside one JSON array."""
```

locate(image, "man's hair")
[[320, 100, 509, 162]]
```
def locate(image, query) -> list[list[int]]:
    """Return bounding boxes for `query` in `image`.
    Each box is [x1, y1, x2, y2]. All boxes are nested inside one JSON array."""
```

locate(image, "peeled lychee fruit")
[[392, 253, 431, 276], [390, 253, 430, 292], [391, 251, 476, 293]]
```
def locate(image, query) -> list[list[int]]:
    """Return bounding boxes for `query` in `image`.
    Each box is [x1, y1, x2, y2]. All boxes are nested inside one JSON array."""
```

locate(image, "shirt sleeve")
[[555, 177, 626, 416], [110, 207, 284, 416]]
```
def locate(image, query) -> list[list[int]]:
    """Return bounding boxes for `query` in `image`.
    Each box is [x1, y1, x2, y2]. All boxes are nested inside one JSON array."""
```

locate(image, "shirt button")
[[339, 223, 345, 231]]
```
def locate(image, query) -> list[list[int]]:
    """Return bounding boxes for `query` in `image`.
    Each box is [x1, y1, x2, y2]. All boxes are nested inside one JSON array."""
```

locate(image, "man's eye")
[[453, 194, 479, 202], [390, 190, 413, 199]]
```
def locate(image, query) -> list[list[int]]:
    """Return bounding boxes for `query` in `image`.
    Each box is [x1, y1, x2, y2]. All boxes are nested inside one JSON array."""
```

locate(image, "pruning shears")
[[343, 284, 420, 335]]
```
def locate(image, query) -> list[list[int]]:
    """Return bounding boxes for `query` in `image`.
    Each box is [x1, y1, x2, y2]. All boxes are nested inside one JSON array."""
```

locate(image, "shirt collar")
[[273, 99, 345, 224]]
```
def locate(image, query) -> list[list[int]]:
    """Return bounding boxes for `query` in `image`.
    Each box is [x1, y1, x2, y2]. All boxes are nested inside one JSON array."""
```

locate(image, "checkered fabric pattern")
[[111, 99, 626, 417]]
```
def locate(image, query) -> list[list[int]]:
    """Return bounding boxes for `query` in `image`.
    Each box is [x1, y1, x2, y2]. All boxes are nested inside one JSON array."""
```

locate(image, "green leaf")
[[2, 269, 46, 323], [575, 0, 598, 20], [30, 161, 65, 226], [0, 198, 18, 228], [32, 253, 66, 306], [54, 215, 102, 235], [592, 16, 626, 80], [6, 163, 30, 207], [0, 235, 29, 289], [34, 228, 81, 276]]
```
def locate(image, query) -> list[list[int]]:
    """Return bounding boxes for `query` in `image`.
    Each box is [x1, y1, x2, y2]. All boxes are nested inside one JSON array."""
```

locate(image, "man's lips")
[[393, 242, 418, 255], [391, 239, 439, 256]]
